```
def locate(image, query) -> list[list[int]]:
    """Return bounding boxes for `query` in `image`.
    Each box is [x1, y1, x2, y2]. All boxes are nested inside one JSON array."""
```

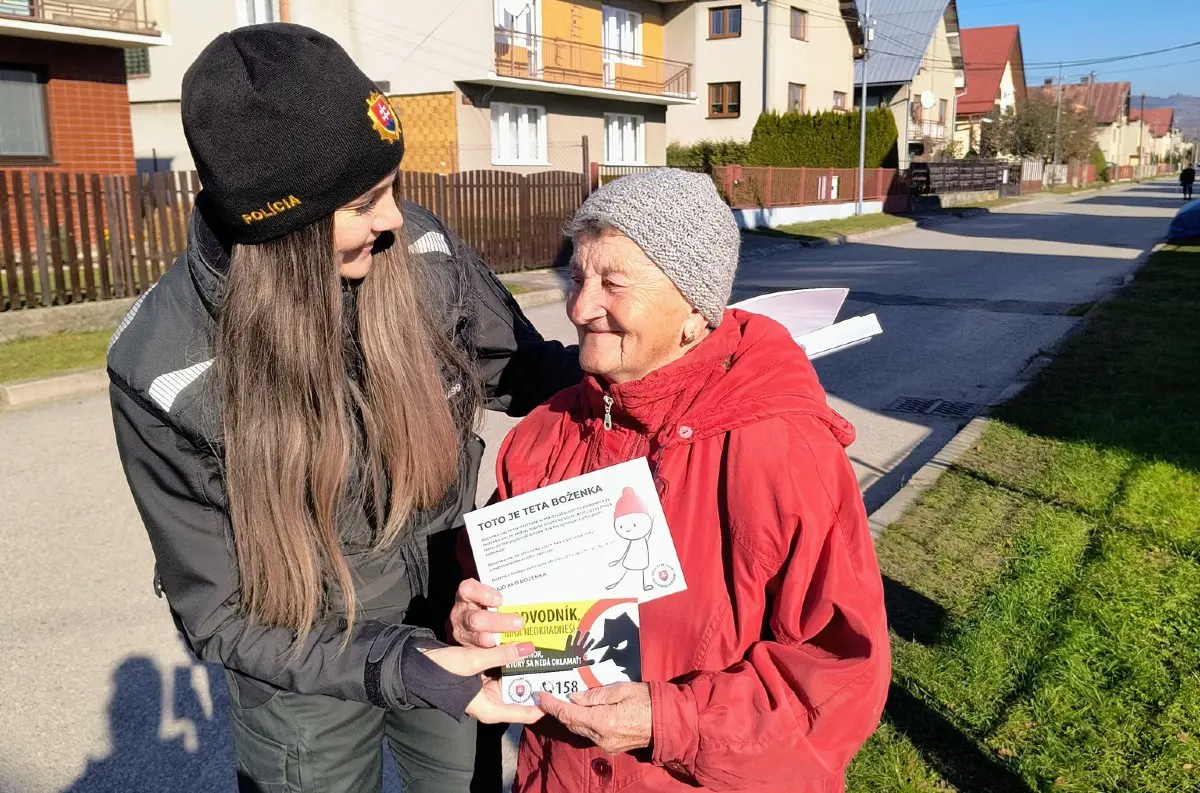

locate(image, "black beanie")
[[181, 24, 404, 244]]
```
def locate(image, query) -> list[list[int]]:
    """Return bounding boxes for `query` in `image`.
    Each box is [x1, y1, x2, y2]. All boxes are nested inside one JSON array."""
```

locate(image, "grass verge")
[[0, 329, 112, 384], [753, 213, 913, 242], [847, 244, 1200, 793]]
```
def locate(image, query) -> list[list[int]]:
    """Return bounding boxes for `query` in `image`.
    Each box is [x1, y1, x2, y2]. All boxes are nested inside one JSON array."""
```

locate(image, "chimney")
[[1044, 77, 1054, 87]]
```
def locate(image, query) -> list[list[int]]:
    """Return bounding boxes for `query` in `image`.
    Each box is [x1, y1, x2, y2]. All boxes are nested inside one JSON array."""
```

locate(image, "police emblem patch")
[[366, 92, 401, 144]]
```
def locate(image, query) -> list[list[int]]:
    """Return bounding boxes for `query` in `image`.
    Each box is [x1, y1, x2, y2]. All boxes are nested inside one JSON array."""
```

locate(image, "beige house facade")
[[854, 0, 964, 169], [126, 0, 695, 174], [663, 0, 862, 146], [952, 25, 1025, 156]]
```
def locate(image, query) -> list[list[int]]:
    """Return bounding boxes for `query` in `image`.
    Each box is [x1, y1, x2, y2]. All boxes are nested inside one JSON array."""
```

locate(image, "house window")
[[603, 6, 643, 65], [236, 0, 275, 26], [833, 91, 847, 111], [605, 113, 645, 165], [709, 82, 740, 118], [708, 6, 741, 39], [490, 102, 547, 165], [911, 102, 922, 122], [938, 99, 948, 123], [125, 48, 151, 78], [788, 83, 806, 114], [790, 7, 808, 40], [0, 67, 50, 159]]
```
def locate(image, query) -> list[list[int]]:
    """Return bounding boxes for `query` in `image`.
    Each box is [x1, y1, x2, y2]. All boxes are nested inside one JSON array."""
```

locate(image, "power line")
[[882, 35, 1200, 70]]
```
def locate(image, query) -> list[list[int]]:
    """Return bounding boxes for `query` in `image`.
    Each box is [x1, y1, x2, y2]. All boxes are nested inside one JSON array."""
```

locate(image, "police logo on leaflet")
[[507, 677, 534, 704], [366, 92, 401, 144]]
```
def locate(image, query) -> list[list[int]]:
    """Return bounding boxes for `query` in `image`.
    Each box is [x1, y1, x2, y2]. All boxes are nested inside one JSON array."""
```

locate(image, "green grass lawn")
[[757, 213, 914, 241], [847, 244, 1200, 793], [0, 329, 112, 384], [503, 282, 537, 295]]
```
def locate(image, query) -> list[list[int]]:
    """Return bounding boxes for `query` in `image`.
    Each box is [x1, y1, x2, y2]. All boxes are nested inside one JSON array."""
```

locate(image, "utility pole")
[[1052, 63, 1064, 165], [1137, 92, 1146, 167], [856, 0, 873, 216], [761, 0, 770, 115]]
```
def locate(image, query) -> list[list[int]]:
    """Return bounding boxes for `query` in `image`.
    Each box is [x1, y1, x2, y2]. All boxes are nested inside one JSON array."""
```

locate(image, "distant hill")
[[1145, 94, 1200, 137]]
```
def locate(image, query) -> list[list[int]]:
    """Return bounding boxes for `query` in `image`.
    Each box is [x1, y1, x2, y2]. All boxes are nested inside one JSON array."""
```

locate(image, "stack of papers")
[[730, 288, 882, 360]]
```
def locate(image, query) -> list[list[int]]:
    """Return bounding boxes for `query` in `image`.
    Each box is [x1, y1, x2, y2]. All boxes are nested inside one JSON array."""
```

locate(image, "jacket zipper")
[[603, 394, 614, 431]]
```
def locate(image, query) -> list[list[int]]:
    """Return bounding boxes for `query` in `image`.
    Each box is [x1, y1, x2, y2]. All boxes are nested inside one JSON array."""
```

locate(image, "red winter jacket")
[[493, 310, 891, 793]]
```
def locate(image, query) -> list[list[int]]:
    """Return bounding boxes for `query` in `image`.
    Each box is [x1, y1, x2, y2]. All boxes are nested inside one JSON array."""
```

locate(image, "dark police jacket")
[[107, 198, 579, 715]]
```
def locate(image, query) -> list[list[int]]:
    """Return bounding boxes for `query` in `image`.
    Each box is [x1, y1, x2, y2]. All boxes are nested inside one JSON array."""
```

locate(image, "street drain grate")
[[887, 397, 940, 414], [886, 396, 984, 418]]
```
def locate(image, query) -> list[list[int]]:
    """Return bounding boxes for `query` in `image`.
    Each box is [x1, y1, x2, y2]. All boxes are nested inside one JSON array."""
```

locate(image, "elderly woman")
[[454, 169, 890, 792]]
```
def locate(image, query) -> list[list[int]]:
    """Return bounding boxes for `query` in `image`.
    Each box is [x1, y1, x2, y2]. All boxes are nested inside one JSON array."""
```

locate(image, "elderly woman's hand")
[[450, 578, 524, 648], [536, 683, 652, 755]]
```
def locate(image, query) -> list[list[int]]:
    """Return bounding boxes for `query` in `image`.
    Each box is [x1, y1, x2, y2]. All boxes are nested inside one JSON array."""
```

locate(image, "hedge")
[[666, 139, 751, 171], [1091, 144, 1110, 183], [747, 107, 899, 169]]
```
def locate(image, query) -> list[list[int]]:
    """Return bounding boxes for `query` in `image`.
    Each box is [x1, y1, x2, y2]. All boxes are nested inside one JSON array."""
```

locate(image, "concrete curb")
[[0, 368, 108, 410], [865, 239, 1167, 539], [513, 287, 568, 310], [0, 297, 136, 343], [742, 220, 919, 262], [867, 417, 990, 539]]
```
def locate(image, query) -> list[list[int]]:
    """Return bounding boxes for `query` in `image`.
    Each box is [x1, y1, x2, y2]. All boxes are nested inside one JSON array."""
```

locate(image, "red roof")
[[1030, 81, 1130, 125], [1130, 107, 1174, 137], [958, 25, 1023, 116]]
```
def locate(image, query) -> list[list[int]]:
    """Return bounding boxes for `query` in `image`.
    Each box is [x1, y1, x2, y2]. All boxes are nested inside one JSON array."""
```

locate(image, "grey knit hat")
[[568, 168, 740, 327]]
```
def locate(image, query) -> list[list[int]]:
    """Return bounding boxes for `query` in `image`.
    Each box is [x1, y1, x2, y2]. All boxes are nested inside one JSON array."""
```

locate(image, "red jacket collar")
[[576, 309, 854, 448]]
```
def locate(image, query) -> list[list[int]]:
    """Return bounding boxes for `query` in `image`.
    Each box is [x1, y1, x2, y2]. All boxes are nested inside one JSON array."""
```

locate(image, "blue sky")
[[958, 0, 1200, 97]]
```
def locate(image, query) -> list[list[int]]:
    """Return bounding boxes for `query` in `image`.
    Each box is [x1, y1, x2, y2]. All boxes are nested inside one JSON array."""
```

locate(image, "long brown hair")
[[215, 185, 479, 645]]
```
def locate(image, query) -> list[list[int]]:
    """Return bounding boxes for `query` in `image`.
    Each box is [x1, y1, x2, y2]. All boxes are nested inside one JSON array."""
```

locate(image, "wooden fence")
[[711, 166, 909, 213], [909, 160, 1003, 195], [2, 168, 587, 310], [591, 163, 705, 188], [399, 170, 585, 274], [1, 170, 196, 311]]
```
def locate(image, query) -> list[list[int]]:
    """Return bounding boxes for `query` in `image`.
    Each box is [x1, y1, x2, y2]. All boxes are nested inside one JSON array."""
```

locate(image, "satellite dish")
[[499, 0, 530, 14], [920, 90, 936, 109]]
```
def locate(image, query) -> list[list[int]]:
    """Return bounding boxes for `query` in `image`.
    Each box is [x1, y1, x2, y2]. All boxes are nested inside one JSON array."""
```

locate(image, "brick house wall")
[[1, 35, 135, 175]]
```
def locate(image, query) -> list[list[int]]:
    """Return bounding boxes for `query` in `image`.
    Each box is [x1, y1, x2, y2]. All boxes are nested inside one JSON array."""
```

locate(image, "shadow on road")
[[62, 657, 235, 793], [1072, 193, 1192, 210], [930, 209, 1166, 249]]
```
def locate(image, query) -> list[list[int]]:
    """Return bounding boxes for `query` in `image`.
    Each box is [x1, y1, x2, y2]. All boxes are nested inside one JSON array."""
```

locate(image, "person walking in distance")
[[107, 24, 581, 793], [1182, 163, 1196, 200]]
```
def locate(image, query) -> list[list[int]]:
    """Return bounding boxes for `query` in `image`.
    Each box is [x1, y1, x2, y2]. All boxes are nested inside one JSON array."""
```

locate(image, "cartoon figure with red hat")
[[606, 487, 654, 592]]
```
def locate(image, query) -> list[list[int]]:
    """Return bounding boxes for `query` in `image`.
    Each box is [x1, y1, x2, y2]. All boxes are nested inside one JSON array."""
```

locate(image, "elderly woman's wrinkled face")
[[567, 229, 706, 385]]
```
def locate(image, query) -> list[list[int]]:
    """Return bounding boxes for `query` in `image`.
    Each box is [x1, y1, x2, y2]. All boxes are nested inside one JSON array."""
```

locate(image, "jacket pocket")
[[228, 710, 294, 792], [227, 669, 283, 712]]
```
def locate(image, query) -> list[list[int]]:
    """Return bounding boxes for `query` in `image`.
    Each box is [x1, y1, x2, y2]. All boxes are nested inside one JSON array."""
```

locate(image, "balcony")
[[488, 29, 695, 106], [0, 0, 166, 47], [909, 119, 947, 141]]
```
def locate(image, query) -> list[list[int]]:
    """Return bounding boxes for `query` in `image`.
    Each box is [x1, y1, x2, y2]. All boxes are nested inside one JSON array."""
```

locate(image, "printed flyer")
[[464, 458, 687, 605], [497, 598, 641, 705]]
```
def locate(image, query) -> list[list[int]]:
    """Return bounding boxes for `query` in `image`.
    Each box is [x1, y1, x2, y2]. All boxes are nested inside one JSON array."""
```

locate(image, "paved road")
[[0, 181, 1180, 792]]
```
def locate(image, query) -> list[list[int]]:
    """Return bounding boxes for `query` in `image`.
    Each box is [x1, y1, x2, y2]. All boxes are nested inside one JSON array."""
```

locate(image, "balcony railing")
[[494, 29, 693, 100], [0, 0, 158, 34], [909, 119, 947, 141]]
